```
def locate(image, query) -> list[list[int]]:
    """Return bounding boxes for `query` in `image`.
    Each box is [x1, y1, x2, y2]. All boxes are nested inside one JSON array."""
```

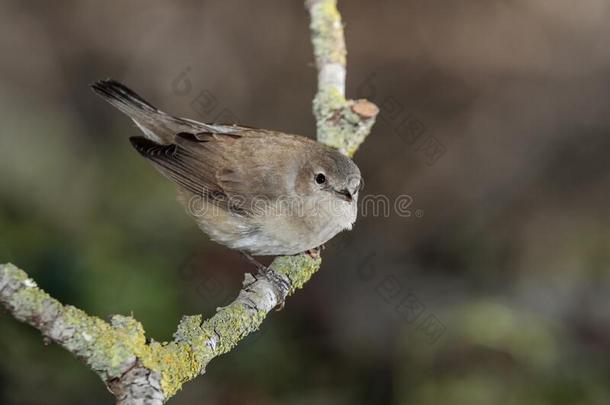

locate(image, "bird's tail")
[[91, 79, 160, 117], [92, 79, 201, 143]]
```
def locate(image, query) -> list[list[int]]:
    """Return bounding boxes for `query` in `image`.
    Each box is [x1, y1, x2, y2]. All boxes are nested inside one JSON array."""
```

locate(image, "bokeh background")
[[1, 0, 609, 404]]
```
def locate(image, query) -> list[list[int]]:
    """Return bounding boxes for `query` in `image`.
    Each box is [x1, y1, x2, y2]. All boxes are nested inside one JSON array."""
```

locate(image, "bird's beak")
[[334, 188, 353, 202]]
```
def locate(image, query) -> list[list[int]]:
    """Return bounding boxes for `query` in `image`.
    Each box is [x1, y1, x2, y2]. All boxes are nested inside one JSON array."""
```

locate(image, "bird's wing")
[[130, 131, 296, 215]]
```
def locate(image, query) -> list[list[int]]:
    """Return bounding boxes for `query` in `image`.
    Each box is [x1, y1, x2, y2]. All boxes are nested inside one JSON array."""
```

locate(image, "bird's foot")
[[305, 245, 324, 260], [240, 251, 268, 274], [275, 299, 285, 311], [240, 251, 286, 310]]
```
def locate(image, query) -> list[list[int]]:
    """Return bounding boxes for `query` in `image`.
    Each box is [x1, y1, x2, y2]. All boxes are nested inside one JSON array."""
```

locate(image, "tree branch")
[[1, 255, 319, 402], [307, 0, 379, 156], [0, 1, 378, 403]]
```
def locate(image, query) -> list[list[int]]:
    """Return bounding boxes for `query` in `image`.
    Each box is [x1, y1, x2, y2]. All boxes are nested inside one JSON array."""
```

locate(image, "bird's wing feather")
[[130, 131, 296, 215]]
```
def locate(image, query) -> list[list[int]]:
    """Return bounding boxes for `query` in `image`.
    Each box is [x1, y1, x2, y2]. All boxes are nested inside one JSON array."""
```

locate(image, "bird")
[[91, 79, 362, 262]]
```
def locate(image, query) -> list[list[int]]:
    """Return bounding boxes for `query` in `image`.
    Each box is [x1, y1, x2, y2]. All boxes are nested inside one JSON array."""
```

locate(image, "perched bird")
[[91, 80, 362, 259]]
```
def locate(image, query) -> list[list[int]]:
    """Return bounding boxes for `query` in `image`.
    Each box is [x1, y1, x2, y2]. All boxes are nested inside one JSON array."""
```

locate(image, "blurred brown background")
[[0, 1, 609, 404]]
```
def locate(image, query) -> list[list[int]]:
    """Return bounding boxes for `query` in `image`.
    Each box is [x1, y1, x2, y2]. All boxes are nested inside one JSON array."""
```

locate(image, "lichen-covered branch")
[[1, 256, 319, 402], [306, 0, 379, 156], [0, 1, 378, 404]]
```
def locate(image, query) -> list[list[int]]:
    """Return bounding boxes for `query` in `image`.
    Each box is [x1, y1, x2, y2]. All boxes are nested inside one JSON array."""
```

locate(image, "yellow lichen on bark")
[[0, 256, 323, 399], [308, 0, 346, 66]]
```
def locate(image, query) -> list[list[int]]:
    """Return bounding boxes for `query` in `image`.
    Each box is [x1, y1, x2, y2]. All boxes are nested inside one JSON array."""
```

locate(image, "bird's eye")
[[315, 173, 326, 184]]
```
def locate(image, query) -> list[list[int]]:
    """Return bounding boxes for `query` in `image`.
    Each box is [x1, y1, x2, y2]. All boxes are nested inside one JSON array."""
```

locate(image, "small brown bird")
[[91, 80, 362, 258]]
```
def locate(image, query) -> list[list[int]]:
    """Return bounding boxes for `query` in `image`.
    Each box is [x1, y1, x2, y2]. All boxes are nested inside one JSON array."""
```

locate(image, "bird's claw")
[[306, 245, 324, 260], [274, 299, 285, 311], [240, 251, 268, 273]]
